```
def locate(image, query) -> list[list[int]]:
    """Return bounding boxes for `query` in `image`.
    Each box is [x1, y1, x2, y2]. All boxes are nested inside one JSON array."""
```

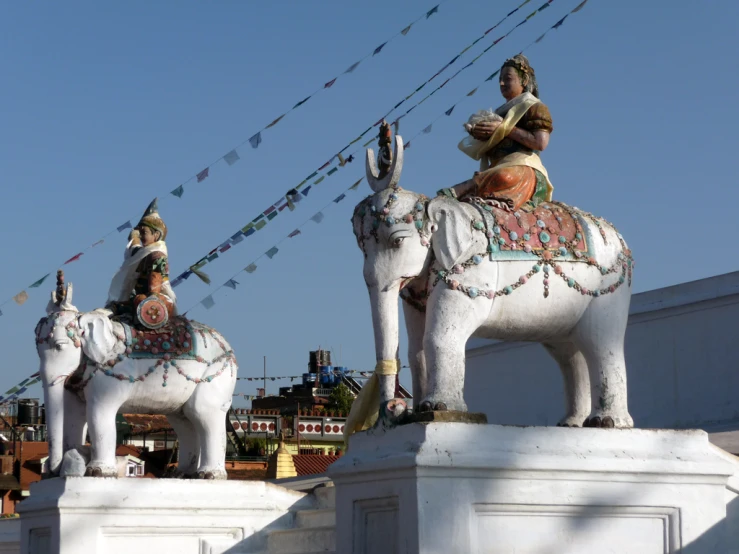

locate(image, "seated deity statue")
[[440, 54, 554, 212], [105, 198, 177, 328]]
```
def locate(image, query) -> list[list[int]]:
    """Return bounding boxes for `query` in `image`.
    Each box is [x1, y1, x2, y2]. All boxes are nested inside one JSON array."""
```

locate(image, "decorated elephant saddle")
[[473, 200, 596, 262], [119, 317, 207, 360]]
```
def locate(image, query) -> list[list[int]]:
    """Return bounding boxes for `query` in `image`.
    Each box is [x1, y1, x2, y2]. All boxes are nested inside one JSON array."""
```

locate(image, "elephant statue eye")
[[392, 237, 405, 248], [54, 340, 69, 351]]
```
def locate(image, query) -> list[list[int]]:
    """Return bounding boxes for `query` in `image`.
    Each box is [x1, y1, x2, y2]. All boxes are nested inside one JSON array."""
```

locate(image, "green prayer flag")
[[327, 167, 338, 176], [255, 220, 267, 230], [267, 211, 278, 221], [349, 178, 363, 191], [241, 223, 254, 233], [314, 176, 325, 185], [29, 274, 50, 288]]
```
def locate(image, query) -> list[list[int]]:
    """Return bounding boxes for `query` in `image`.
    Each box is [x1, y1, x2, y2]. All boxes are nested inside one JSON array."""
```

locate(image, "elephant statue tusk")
[[366, 135, 405, 193]]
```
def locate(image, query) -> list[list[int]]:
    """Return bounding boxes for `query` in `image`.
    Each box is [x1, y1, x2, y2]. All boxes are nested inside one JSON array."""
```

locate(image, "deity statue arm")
[[506, 127, 550, 152]]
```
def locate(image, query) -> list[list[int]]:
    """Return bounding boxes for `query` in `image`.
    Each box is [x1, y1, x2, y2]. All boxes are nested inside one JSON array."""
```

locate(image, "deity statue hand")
[[470, 120, 501, 141]]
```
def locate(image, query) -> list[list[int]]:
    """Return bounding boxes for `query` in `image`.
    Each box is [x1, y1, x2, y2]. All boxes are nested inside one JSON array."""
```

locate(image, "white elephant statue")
[[34, 280, 238, 479], [350, 136, 634, 430]]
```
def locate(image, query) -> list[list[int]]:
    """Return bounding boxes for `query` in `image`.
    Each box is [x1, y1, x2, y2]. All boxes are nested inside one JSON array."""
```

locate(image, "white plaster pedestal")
[[17, 477, 309, 554], [329, 422, 739, 554]]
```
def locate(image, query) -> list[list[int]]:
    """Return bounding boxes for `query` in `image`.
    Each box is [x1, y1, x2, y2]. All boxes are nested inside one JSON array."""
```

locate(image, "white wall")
[[465, 271, 739, 431]]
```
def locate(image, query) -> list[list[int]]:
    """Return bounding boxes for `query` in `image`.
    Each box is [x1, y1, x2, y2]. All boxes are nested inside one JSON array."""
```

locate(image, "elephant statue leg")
[[574, 297, 634, 428], [166, 412, 201, 477], [403, 302, 427, 410], [184, 387, 229, 480], [62, 389, 87, 454], [543, 342, 591, 427], [85, 400, 120, 477], [422, 290, 486, 412]]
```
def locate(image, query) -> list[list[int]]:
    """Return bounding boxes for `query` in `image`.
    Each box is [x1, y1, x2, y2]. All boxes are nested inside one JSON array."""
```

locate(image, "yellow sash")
[[343, 359, 399, 447]]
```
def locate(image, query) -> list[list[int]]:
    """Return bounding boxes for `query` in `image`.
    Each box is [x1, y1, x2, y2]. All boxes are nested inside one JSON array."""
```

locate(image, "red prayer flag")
[[196, 167, 210, 183], [318, 161, 331, 171], [324, 78, 337, 89], [64, 253, 83, 265]]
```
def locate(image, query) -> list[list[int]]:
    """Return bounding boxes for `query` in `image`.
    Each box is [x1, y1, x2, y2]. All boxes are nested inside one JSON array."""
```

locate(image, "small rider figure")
[[106, 198, 177, 324]]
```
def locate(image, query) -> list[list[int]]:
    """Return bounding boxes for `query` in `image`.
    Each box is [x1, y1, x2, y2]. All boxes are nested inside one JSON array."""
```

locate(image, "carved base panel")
[[329, 423, 739, 554], [17, 477, 310, 554]]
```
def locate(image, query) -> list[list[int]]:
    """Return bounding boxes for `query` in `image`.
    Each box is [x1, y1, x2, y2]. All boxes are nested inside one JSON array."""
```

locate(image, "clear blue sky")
[[1, 1, 737, 405]]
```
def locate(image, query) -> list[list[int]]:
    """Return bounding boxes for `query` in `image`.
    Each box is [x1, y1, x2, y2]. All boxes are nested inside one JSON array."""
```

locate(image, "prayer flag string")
[[0, 1, 449, 315], [169, 0, 573, 285], [179, 0, 591, 314]]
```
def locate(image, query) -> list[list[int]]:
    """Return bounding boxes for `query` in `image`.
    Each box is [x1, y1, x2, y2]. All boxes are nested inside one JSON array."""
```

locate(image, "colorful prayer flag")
[[267, 211, 278, 221], [333, 194, 346, 203], [117, 221, 132, 232], [171, 185, 184, 198], [231, 232, 244, 245], [201, 295, 215, 310], [324, 78, 337, 89], [571, 0, 588, 13], [13, 291, 28, 306], [349, 178, 363, 191], [92, 239, 104, 247], [552, 15, 568, 29], [426, 5, 439, 18], [314, 176, 325, 185], [265, 247, 279, 259], [64, 253, 83, 265], [344, 61, 360, 74], [293, 96, 311, 109], [445, 105, 455, 116], [373, 42, 387, 56], [266, 115, 285, 128], [249, 132, 262, 149], [255, 220, 267, 230], [245, 263, 258, 273], [327, 167, 338, 176], [401, 24, 412, 36], [535, 33, 547, 43], [310, 212, 325, 224], [422, 124, 433, 134], [302, 185, 312, 196], [264, 206, 276, 216], [197, 167, 210, 183], [224, 279, 239, 290], [288, 229, 301, 238], [29, 274, 50, 288], [223, 150, 240, 166], [485, 70, 500, 82], [467, 87, 478, 96]]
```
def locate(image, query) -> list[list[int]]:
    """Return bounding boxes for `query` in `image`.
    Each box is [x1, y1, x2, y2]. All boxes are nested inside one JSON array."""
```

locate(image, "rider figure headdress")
[[137, 198, 167, 241]]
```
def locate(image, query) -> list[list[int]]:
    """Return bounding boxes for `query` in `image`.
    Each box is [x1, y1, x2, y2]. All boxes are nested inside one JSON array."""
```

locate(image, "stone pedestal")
[[329, 422, 739, 554], [17, 477, 310, 554]]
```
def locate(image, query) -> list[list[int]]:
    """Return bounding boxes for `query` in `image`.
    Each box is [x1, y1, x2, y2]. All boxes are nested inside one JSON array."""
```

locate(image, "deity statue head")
[[500, 54, 539, 100], [136, 198, 167, 245]]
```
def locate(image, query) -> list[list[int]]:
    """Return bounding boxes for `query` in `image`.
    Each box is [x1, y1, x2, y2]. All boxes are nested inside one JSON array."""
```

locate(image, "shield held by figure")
[[136, 295, 170, 330]]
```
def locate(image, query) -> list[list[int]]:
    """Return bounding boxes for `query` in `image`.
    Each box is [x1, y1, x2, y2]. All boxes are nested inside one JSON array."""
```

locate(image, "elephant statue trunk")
[[367, 284, 401, 403]]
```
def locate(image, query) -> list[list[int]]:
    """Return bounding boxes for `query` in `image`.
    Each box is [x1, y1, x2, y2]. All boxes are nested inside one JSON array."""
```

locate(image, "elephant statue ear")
[[78, 311, 117, 365], [427, 197, 475, 270]]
